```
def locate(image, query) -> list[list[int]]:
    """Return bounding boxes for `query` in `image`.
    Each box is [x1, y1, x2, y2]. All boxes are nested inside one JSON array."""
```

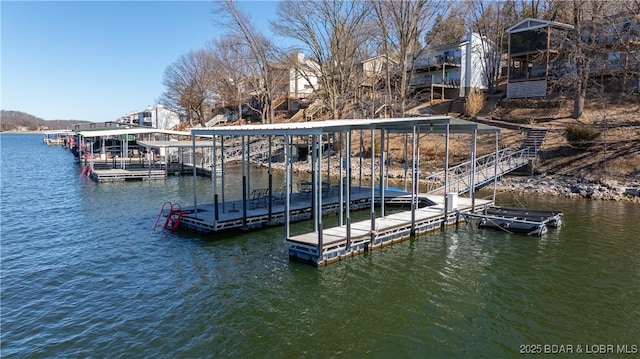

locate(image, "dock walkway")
[[286, 195, 492, 266]]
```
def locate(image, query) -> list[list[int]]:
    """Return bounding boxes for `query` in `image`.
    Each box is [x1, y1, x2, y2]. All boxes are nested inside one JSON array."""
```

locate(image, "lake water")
[[1, 133, 638, 357]]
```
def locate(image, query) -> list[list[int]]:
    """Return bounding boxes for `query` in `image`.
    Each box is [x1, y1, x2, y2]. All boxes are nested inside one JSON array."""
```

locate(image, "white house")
[[289, 53, 319, 98], [116, 104, 181, 130], [411, 33, 495, 100]]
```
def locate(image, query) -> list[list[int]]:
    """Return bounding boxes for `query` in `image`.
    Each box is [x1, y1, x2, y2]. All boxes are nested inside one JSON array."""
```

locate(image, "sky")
[[1, 1, 283, 123]]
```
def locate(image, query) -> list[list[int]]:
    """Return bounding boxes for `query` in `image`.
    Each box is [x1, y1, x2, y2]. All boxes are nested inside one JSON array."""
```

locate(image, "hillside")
[[0, 110, 91, 132], [487, 94, 640, 182]]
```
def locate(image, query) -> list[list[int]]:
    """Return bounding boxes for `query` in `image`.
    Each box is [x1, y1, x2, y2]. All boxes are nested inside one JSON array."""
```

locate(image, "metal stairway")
[[425, 147, 536, 195]]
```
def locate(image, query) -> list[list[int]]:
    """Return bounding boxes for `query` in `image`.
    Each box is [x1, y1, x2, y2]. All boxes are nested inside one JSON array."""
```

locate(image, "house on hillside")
[[116, 104, 181, 130], [285, 53, 320, 112], [505, 18, 574, 99], [410, 33, 496, 101], [588, 14, 640, 93], [357, 54, 399, 117]]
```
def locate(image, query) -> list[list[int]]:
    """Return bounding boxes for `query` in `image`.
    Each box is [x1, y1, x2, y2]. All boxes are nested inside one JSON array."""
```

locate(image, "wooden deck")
[[286, 195, 493, 266]]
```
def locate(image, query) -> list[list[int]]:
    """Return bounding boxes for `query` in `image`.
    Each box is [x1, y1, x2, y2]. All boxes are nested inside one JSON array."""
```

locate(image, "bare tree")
[[464, 0, 519, 94], [370, 0, 446, 116], [160, 49, 217, 127], [207, 36, 255, 122], [273, 0, 372, 119], [213, 0, 286, 124], [425, 10, 467, 47], [596, 0, 640, 94]]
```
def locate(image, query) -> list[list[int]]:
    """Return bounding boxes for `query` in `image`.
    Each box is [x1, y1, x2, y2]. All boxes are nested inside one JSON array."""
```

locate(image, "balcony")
[[411, 73, 461, 88], [414, 55, 462, 70]]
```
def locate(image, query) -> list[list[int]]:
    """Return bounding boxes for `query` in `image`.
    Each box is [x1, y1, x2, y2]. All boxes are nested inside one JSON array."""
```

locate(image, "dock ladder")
[[154, 201, 184, 232]]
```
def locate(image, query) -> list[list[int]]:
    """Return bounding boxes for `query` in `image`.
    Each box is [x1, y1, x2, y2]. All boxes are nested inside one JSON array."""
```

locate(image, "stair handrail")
[[425, 147, 534, 195]]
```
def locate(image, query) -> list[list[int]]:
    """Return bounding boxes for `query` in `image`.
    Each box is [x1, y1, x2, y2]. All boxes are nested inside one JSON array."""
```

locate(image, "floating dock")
[[464, 206, 563, 236], [286, 195, 492, 266], [89, 167, 167, 182]]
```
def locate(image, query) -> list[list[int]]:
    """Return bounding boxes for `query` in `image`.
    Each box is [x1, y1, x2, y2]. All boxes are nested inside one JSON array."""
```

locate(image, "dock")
[[182, 116, 505, 266], [463, 206, 563, 236], [89, 167, 167, 182], [286, 195, 492, 266], [177, 187, 435, 232]]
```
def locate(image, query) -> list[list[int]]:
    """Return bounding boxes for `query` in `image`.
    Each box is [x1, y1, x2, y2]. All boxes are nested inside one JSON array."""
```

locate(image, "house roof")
[[506, 18, 574, 33]]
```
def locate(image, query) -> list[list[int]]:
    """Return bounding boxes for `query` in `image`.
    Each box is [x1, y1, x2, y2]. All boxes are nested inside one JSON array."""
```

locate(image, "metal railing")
[[425, 147, 535, 195]]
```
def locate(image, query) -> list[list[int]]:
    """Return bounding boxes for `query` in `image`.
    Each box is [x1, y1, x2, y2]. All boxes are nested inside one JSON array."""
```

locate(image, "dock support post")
[[242, 136, 247, 227], [246, 135, 251, 203], [318, 222, 323, 261], [285, 135, 291, 239], [411, 125, 417, 235], [346, 130, 352, 250], [370, 128, 376, 240], [318, 134, 323, 245], [379, 129, 385, 217], [213, 135, 218, 227], [268, 135, 273, 224], [192, 135, 198, 215], [242, 175, 247, 228], [339, 132, 344, 227], [443, 124, 450, 228], [211, 135, 218, 228], [312, 134, 318, 232], [359, 129, 363, 188], [403, 133, 408, 192], [493, 132, 499, 203], [221, 135, 226, 211], [470, 128, 477, 212], [214, 194, 219, 223]]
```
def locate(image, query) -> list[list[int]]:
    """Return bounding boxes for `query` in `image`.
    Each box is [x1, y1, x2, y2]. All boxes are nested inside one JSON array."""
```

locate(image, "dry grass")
[[464, 89, 485, 117], [493, 94, 640, 181]]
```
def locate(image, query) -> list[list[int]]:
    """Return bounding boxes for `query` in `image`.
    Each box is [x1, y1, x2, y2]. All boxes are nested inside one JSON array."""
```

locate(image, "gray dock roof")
[[190, 116, 500, 137]]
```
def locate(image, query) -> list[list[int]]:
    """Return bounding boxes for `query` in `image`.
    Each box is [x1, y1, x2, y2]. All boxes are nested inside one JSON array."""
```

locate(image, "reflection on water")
[[1, 134, 638, 357]]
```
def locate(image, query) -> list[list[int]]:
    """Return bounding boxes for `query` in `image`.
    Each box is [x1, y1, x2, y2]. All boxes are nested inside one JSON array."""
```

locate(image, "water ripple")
[[2, 135, 638, 357]]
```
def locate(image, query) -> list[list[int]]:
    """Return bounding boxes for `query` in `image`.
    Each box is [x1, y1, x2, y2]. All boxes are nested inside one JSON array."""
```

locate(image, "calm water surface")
[[1, 134, 638, 357]]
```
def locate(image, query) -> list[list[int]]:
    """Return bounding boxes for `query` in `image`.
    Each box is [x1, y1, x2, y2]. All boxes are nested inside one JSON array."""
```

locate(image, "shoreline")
[[257, 159, 640, 203], [485, 175, 640, 203]]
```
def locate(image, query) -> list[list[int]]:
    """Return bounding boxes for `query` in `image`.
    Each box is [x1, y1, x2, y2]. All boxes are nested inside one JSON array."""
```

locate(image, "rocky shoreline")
[[488, 175, 640, 202], [258, 159, 640, 203]]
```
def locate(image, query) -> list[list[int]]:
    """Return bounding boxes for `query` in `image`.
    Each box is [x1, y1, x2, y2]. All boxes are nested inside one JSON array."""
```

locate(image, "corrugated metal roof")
[[137, 140, 216, 148], [76, 127, 190, 138], [190, 116, 500, 136]]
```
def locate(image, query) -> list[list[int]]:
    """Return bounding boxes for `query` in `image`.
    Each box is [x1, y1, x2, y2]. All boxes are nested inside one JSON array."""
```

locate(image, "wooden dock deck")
[[286, 195, 493, 266]]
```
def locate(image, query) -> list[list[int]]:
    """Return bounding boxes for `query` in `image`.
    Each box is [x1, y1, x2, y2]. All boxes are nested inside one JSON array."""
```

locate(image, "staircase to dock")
[[521, 128, 548, 153], [424, 147, 536, 195]]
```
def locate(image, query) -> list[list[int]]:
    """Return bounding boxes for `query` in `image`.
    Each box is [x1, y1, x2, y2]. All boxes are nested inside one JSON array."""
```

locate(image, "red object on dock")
[[154, 202, 184, 232]]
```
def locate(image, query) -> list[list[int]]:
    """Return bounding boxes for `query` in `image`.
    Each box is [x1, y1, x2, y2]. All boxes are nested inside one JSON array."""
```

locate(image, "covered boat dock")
[[181, 116, 502, 266], [74, 127, 204, 181]]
